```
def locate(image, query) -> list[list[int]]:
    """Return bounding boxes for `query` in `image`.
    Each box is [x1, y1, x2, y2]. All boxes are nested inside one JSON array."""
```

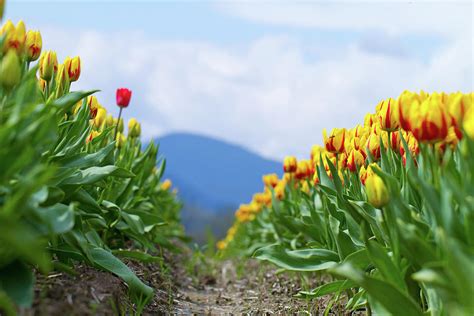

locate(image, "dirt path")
[[26, 251, 343, 315], [171, 260, 320, 315]]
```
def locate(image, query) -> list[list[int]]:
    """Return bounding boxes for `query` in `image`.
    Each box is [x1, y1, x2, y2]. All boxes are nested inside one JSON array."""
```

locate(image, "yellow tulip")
[[94, 107, 107, 128], [365, 173, 390, 208], [161, 179, 172, 191], [54, 63, 69, 98], [128, 118, 141, 138]]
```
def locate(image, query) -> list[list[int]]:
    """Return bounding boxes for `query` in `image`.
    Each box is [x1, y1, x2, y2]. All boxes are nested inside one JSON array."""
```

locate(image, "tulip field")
[[1, 3, 474, 315], [0, 16, 184, 315], [219, 91, 474, 315]]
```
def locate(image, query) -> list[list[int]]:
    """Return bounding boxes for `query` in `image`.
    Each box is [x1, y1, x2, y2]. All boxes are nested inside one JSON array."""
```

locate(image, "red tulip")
[[116, 88, 132, 107]]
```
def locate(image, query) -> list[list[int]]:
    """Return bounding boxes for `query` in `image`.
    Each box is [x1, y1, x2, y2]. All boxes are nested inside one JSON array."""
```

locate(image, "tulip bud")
[[105, 114, 114, 128], [262, 173, 279, 188], [365, 173, 390, 208], [283, 156, 297, 173], [64, 56, 81, 82], [54, 63, 69, 98], [116, 88, 132, 107], [323, 128, 346, 154], [94, 107, 107, 128], [115, 132, 126, 148], [128, 118, 141, 138], [39, 50, 58, 81], [25, 30, 42, 61], [0, 50, 21, 89]]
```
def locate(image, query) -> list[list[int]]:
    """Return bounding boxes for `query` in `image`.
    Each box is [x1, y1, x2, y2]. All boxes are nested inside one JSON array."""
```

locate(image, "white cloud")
[[31, 4, 472, 161], [216, 1, 472, 37]]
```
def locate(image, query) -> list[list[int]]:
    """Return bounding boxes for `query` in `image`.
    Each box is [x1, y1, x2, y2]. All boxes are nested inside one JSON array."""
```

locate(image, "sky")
[[4, 0, 473, 160]]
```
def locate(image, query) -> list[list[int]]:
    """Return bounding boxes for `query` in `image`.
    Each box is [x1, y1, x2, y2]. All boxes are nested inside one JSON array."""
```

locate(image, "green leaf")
[[253, 244, 338, 271], [60, 166, 135, 186], [297, 279, 357, 298], [331, 263, 422, 316], [48, 90, 99, 113], [88, 247, 153, 305], [0, 261, 34, 307], [36, 203, 75, 234]]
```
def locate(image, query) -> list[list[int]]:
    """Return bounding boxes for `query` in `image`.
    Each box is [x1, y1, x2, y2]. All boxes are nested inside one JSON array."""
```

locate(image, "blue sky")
[[4, 1, 473, 160]]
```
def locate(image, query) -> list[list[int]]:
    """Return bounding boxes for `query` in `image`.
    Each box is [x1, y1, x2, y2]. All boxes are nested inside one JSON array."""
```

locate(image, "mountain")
[[154, 133, 281, 243]]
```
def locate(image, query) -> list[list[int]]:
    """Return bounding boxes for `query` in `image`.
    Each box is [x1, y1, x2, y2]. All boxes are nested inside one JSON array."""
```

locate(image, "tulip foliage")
[[0, 19, 183, 313], [220, 91, 474, 315]]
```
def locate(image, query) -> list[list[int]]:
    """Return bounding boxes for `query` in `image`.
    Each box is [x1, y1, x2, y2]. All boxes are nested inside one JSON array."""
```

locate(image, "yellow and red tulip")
[[323, 128, 346, 154], [25, 30, 42, 62], [39, 50, 58, 81], [283, 156, 297, 173], [64, 56, 81, 82]]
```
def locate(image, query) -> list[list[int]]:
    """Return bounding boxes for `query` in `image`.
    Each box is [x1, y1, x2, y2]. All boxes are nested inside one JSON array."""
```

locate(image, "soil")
[[19, 249, 357, 315]]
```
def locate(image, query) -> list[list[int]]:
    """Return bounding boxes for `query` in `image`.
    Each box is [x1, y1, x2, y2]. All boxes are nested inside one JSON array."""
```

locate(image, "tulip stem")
[[114, 107, 123, 141]]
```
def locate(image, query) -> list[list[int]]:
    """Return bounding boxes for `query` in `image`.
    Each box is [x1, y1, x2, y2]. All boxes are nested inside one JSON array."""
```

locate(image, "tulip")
[[310, 145, 325, 162], [274, 180, 286, 200], [377, 98, 400, 132], [25, 30, 42, 62], [347, 149, 366, 173], [86, 96, 100, 118], [1, 20, 25, 54], [283, 156, 297, 173], [54, 63, 69, 98], [216, 240, 227, 250], [114, 88, 132, 139], [115, 132, 126, 148], [295, 160, 312, 180], [464, 106, 474, 140], [116, 88, 132, 107], [94, 107, 107, 128], [262, 174, 279, 188], [128, 118, 141, 138], [365, 133, 381, 160], [39, 50, 58, 81], [105, 114, 114, 128], [0, 50, 21, 89], [64, 56, 81, 82], [86, 130, 101, 144], [323, 128, 346, 154], [161, 179, 172, 191], [365, 173, 390, 208], [364, 113, 376, 127], [410, 95, 449, 143]]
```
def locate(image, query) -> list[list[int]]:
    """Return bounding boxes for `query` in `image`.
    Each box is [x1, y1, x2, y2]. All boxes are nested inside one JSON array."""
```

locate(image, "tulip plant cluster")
[[0, 17, 183, 314], [219, 91, 474, 315]]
